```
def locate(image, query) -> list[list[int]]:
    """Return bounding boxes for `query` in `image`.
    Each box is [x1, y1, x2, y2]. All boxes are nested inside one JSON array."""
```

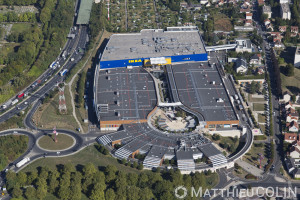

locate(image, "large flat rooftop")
[[96, 67, 157, 122], [169, 62, 237, 122], [101, 28, 206, 61]]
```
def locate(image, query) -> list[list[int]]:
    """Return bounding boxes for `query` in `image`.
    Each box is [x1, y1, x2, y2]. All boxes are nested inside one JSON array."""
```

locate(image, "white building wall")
[[294, 53, 300, 68]]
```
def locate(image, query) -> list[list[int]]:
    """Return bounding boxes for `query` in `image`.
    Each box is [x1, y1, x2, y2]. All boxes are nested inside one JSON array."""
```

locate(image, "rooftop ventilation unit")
[[217, 98, 224, 103]]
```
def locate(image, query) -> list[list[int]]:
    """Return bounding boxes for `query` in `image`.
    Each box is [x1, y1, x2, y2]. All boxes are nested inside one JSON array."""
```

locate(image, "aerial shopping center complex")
[[94, 26, 241, 171]]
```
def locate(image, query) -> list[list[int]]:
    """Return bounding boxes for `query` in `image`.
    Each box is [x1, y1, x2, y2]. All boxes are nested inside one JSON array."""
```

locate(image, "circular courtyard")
[[37, 133, 75, 151]]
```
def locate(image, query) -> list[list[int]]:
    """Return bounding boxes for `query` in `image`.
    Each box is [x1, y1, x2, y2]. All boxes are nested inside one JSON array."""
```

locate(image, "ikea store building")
[[99, 26, 208, 69]]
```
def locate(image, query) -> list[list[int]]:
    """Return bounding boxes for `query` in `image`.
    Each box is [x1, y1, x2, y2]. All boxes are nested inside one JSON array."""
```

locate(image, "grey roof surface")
[[96, 67, 157, 121], [235, 38, 252, 49], [263, 5, 271, 13], [281, 3, 290, 13], [146, 145, 168, 159], [176, 148, 194, 160], [236, 58, 248, 68], [101, 28, 206, 61], [76, 0, 93, 24], [169, 62, 237, 122], [198, 143, 222, 157]]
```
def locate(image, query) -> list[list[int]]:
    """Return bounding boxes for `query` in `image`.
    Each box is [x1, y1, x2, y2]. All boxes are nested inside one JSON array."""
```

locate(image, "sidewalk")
[[236, 159, 264, 177]]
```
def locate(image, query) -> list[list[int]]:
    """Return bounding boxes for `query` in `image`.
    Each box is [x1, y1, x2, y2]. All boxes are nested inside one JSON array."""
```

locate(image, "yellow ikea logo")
[[128, 59, 142, 63]]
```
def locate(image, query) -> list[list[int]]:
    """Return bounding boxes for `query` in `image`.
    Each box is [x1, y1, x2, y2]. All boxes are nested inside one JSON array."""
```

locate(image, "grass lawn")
[[205, 134, 239, 155], [0, 43, 19, 58], [38, 134, 74, 151], [258, 113, 266, 123], [259, 124, 266, 134], [243, 143, 267, 169], [10, 23, 33, 35], [205, 173, 219, 189], [21, 145, 141, 174], [233, 164, 249, 180], [281, 67, 300, 94], [32, 85, 78, 131], [253, 103, 265, 111]]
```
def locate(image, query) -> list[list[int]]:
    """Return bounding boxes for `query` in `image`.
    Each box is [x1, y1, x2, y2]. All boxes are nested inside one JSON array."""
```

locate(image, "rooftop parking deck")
[[96, 67, 157, 122], [169, 62, 237, 122]]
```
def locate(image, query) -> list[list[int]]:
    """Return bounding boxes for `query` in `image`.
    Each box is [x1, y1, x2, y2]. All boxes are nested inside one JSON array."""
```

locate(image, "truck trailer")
[[16, 157, 30, 168], [1, 99, 12, 109], [11, 99, 19, 106]]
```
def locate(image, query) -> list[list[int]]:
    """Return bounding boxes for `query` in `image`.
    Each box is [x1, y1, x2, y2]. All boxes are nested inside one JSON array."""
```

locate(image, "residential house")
[[235, 57, 248, 73], [284, 133, 298, 143], [279, 26, 287, 33], [256, 66, 265, 75], [286, 113, 299, 123], [264, 19, 273, 31], [240, 7, 250, 13], [280, 0, 289, 3], [250, 54, 262, 65], [285, 101, 294, 110], [246, 13, 253, 20], [264, 19, 271, 26], [280, 3, 291, 20], [180, 2, 188, 8], [274, 40, 284, 48], [282, 92, 291, 103], [258, 0, 264, 6], [200, 0, 209, 5], [287, 121, 299, 132], [285, 158, 296, 173], [245, 19, 252, 26], [262, 5, 272, 18], [290, 141, 300, 158], [291, 26, 299, 37]]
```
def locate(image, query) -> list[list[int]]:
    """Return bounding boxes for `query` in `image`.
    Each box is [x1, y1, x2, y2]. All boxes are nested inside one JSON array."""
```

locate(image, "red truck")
[[17, 93, 24, 99]]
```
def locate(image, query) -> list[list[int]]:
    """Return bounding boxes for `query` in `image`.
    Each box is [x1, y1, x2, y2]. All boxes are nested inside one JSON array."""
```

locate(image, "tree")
[[11, 187, 22, 198], [35, 178, 47, 199], [105, 165, 117, 183], [286, 64, 295, 77], [292, 95, 296, 102], [139, 187, 155, 200], [132, 161, 138, 168], [137, 163, 144, 170], [249, 81, 256, 94], [26, 170, 38, 185], [105, 188, 116, 200], [83, 163, 97, 177], [25, 186, 36, 199], [255, 82, 261, 93], [212, 134, 221, 141], [89, 183, 105, 200], [17, 172, 27, 187]]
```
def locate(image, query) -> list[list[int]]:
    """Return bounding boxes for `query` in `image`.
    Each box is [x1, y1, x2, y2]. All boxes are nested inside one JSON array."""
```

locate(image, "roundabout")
[[37, 133, 76, 152]]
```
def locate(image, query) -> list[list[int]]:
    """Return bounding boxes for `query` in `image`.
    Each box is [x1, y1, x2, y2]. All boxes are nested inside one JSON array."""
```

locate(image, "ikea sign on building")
[[99, 53, 208, 69]]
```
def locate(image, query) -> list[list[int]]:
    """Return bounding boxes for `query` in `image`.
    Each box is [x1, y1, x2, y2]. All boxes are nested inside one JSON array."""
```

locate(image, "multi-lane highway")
[[0, 25, 88, 124]]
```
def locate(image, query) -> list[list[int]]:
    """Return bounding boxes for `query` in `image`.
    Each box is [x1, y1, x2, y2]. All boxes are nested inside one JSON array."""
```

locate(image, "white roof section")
[[150, 57, 167, 64]]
